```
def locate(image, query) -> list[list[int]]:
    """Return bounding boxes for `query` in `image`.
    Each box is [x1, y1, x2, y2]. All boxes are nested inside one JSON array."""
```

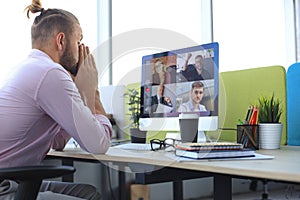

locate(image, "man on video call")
[[0, 0, 111, 199], [178, 81, 207, 112], [180, 53, 211, 81], [150, 84, 174, 113]]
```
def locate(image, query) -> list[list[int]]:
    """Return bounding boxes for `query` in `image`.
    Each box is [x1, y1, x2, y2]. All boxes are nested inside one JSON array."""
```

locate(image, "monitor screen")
[[139, 42, 219, 132]]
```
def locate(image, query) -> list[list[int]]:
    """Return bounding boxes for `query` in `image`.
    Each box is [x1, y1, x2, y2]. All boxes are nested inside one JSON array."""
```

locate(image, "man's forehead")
[[192, 87, 204, 91]]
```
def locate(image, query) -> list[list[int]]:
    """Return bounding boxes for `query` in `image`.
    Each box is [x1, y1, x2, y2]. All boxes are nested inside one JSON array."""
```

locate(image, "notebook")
[[175, 148, 255, 159], [175, 142, 244, 151], [174, 142, 254, 159]]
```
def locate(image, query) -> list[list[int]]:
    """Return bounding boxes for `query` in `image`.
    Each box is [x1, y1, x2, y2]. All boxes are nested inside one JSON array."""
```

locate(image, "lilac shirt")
[[0, 49, 112, 167]]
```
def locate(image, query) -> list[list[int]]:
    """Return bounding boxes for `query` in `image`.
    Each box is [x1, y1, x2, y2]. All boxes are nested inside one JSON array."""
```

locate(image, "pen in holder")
[[237, 124, 259, 150]]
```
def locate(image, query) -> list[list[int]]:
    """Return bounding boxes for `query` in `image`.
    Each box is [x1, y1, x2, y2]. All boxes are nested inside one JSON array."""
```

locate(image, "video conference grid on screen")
[[140, 43, 219, 118]]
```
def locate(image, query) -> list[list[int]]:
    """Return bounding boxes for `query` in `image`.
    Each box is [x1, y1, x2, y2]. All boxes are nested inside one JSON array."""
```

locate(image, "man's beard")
[[60, 44, 78, 76]]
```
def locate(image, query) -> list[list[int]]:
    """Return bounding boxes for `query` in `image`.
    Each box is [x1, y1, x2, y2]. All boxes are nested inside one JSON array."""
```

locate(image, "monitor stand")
[[165, 131, 207, 142], [197, 131, 207, 142]]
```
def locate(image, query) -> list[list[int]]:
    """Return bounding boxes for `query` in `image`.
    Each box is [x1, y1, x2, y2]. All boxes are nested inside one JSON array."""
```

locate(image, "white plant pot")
[[258, 123, 282, 149]]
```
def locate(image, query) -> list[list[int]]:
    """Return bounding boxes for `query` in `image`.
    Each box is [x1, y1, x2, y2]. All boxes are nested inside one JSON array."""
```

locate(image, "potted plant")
[[124, 88, 147, 143], [257, 94, 283, 149]]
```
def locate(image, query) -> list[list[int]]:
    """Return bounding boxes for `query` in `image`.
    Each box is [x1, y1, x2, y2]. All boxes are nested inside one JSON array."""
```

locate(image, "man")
[[180, 53, 211, 81], [150, 84, 174, 113], [150, 84, 165, 112], [0, 0, 111, 199], [178, 81, 207, 112]]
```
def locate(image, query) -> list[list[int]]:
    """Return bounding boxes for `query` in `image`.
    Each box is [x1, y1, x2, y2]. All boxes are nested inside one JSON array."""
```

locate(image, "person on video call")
[[178, 81, 207, 112], [180, 53, 211, 81], [150, 84, 173, 113], [0, 0, 112, 199], [152, 59, 171, 85], [161, 96, 173, 108]]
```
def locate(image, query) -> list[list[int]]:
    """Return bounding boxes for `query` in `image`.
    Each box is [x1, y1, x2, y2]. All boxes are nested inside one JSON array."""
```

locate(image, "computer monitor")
[[139, 42, 219, 136]]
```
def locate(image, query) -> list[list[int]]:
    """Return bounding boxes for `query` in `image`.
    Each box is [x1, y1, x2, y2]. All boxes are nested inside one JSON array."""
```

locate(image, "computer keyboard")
[[116, 143, 158, 151]]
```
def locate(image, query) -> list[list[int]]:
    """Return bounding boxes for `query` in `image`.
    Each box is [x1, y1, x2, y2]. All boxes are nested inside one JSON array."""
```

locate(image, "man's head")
[[163, 96, 172, 106], [190, 81, 204, 105], [194, 55, 203, 71], [25, 0, 82, 75]]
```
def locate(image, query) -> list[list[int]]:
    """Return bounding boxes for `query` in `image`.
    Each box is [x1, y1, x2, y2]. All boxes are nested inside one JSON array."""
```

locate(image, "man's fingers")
[[77, 44, 84, 69], [91, 55, 96, 70], [83, 44, 88, 61], [77, 45, 97, 76], [85, 47, 93, 67]]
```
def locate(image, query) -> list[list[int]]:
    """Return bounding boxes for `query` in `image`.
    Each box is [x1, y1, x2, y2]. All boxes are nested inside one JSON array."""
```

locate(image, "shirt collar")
[[29, 49, 53, 61], [188, 100, 201, 112], [28, 49, 68, 74]]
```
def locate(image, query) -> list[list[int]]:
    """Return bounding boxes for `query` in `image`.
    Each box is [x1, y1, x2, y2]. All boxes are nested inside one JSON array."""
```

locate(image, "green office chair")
[[0, 165, 75, 200]]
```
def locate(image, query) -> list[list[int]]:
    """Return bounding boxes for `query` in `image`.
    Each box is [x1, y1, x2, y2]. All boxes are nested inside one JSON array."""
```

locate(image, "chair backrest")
[[218, 66, 287, 144], [286, 63, 300, 145], [0, 165, 75, 200]]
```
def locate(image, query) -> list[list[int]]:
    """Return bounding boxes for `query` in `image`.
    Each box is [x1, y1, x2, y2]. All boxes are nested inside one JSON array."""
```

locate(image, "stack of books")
[[175, 142, 255, 159]]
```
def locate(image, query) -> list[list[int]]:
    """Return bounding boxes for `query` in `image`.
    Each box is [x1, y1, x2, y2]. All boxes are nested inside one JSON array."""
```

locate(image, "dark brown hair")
[[191, 81, 204, 90], [25, 0, 80, 45]]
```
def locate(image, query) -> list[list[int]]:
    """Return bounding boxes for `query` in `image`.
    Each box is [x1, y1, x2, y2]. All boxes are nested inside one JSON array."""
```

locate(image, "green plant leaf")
[[258, 94, 282, 123], [124, 88, 141, 128]]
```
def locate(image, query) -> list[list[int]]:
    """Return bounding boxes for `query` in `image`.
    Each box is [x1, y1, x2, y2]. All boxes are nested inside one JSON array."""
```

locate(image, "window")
[[295, 0, 300, 61], [111, 0, 207, 85], [0, 2, 31, 86], [111, 0, 296, 84], [1, 1, 296, 87], [213, 0, 294, 71], [0, 0, 98, 86]]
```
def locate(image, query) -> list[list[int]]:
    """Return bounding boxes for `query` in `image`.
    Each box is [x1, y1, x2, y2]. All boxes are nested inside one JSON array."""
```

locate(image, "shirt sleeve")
[[35, 68, 111, 154], [51, 128, 71, 151]]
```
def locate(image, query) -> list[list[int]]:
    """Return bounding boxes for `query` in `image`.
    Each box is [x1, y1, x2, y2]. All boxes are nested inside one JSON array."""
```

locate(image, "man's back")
[[0, 49, 111, 168], [0, 50, 66, 167]]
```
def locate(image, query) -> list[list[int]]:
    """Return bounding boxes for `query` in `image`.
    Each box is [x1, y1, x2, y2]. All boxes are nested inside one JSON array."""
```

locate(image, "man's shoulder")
[[178, 102, 191, 112], [23, 55, 61, 73], [186, 64, 196, 71], [199, 104, 207, 111]]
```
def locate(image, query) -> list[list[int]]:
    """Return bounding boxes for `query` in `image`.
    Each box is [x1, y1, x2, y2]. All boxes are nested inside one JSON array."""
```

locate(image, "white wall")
[[0, 0, 98, 87]]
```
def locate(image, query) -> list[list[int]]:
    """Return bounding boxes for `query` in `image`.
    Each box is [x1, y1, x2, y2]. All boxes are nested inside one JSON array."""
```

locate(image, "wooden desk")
[[47, 146, 300, 200]]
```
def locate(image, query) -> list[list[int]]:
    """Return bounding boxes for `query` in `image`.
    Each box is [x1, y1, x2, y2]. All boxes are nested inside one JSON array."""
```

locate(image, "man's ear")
[[56, 32, 65, 51]]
